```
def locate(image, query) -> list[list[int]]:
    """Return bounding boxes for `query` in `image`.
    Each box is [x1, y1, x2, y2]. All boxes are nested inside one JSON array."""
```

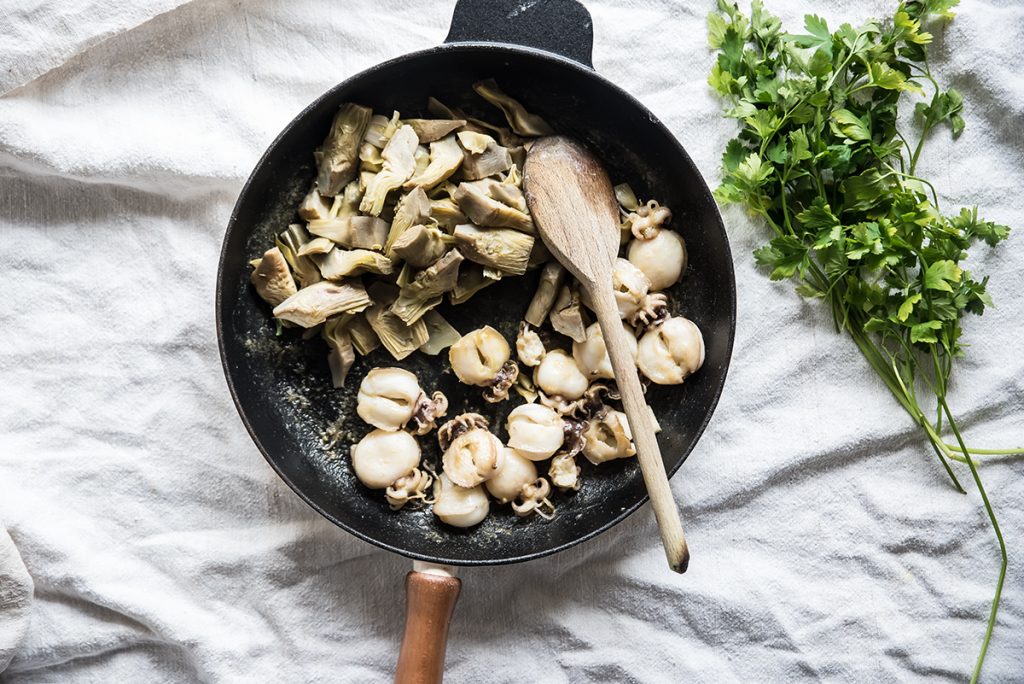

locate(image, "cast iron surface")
[[217, 41, 735, 566]]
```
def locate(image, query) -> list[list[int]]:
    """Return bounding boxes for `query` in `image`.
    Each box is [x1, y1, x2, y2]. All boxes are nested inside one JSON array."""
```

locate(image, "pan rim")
[[216, 41, 737, 566]]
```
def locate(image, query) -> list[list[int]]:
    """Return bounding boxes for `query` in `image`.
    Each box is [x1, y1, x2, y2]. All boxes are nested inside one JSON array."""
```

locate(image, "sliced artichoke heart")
[[360, 125, 419, 216], [454, 223, 533, 276], [315, 248, 394, 279], [454, 180, 534, 234], [315, 103, 372, 196], [273, 280, 372, 328], [472, 79, 553, 137], [307, 215, 390, 250]]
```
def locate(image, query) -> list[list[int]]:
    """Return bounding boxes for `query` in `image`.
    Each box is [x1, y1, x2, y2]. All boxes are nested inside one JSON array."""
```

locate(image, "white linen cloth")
[[1, 0, 1022, 681]]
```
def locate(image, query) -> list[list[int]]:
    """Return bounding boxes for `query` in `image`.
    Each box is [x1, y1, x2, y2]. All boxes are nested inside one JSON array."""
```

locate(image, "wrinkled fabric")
[[1, 0, 1022, 682], [0, 528, 33, 672]]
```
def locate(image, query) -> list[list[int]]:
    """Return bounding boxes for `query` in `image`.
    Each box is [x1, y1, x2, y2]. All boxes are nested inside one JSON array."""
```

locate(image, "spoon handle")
[[589, 284, 690, 573]]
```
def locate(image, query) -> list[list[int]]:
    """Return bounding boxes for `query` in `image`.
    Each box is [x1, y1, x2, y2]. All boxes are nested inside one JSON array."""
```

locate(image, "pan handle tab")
[[394, 564, 462, 684], [445, 0, 595, 68]]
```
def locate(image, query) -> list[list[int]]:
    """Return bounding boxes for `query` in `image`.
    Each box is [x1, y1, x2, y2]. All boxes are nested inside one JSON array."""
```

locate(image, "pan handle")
[[394, 565, 461, 684], [444, 0, 595, 68]]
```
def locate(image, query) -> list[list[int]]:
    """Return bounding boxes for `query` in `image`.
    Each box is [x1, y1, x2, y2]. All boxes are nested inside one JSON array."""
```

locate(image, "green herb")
[[707, 1, 1018, 680]]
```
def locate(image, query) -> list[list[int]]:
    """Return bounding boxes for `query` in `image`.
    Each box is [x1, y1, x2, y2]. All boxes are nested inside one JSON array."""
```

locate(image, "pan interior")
[[218, 45, 735, 565]]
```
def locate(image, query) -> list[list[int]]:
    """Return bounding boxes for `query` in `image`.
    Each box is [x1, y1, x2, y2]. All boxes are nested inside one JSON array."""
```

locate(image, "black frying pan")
[[216, 0, 735, 679]]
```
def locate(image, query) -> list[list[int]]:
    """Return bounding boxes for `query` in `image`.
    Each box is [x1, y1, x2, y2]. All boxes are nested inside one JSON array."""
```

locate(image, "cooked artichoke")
[[250, 247, 297, 307], [456, 130, 493, 155], [330, 180, 364, 219], [549, 285, 588, 343], [322, 317, 356, 388], [365, 303, 429, 361], [472, 79, 553, 137], [405, 118, 466, 143], [315, 249, 394, 279], [390, 250, 464, 324], [454, 223, 534, 275], [315, 103, 372, 196], [524, 261, 566, 327], [296, 237, 334, 256], [404, 135, 464, 190], [430, 197, 468, 231], [358, 142, 384, 172], [485, 178, 528, 213], [383, 186, 431, 257], [307, 215, 390, 250], [460, 140, 513, 180], [298, 185, 332, 221], [449, 263, 496, 304], [276, 224, 321, 288], [272, 280, 371, 328], [614, 182, 640, 212], [360, 125, 419, 216], [454, 180, 534, 234], [391, 224, 453, 269], [347, 312, 380, 355], [420, 310, 461, 355], [362, 112, 399, 149]]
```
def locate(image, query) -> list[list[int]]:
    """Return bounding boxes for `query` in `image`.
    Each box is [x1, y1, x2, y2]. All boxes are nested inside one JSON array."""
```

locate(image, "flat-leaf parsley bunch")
[[707, 0, 1017, 680]]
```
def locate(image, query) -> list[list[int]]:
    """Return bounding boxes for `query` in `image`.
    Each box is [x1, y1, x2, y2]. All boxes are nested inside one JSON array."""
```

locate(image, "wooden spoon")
[[524, 136, 690, 573]]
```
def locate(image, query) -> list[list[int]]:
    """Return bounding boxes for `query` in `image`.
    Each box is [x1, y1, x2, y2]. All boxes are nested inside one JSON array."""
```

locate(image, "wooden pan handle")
[[394, 569, 461, 684], [590, 285, 690, 573]]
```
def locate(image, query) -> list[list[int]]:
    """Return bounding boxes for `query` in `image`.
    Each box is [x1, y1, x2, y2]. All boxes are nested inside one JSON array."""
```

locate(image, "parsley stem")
[[938, 397, 1006, 684], [943, 444, 1024, 458]]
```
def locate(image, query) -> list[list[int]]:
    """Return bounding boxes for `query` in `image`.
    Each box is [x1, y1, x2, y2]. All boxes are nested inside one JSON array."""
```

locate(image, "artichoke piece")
[[454, 181, 534, 234], [396, 261, 416, 289], [389, 295, 442, 327], [250, 247, 297, 307], [426, 96, 460, 119], [508, 146, 527, 174], [360, 125, 419, 216], [486, 178, 528, 213], [472, 79, 553, 137], [420, 311, 461, 355], [404, 118, 466, 143], [358, 170, 377, 195], [366, 304, 429, 361], [329, 180, 364, 219], [315, 103, 372, 196], [276, 224, 321, 288], [358, 142, 384, 172], [426, 97, 521, 147], [450, 263, 497, 304], [454, 223, 533, 275], [413, 145, 431, 177], [348, 312, 380, 355], [614, 182, 640, 212], [549, 284, 588, 343], [460, 140, 513, 180], [298, 185, 332, 221], [430, 197, 467, 232], [404, 135, 464, 190], [525, 261, 566, 327], [273, 280, 372, 328], [456, 131, 493, 155], [322, 317, 356, 388], [307, 215, 390, 250], [383, 186, 431, 257], [527, 238, 551, 269], [296, 237, 335, 256], [363, 112, 401, 149], [390, 250, 465, 324], [391, 224, 454, 269], [315, 249, 394, 280]]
